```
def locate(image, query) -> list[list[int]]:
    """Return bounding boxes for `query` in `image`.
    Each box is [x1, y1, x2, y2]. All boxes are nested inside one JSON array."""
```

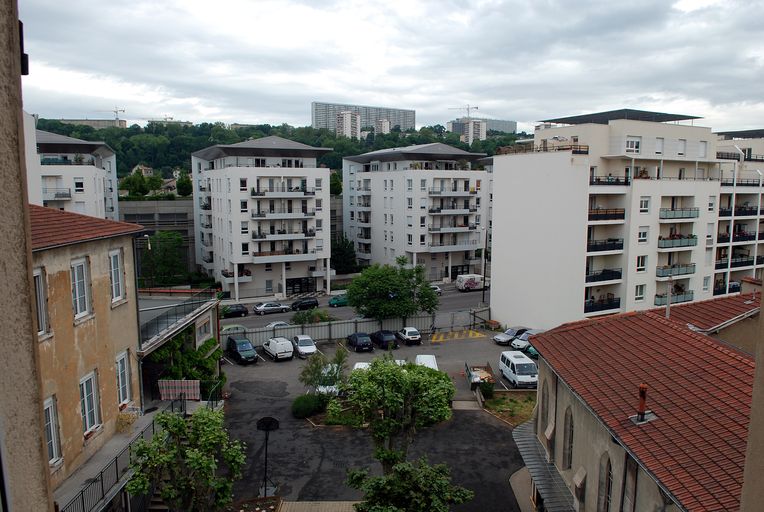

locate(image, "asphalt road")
[[220, 283, 489, 329], [223, 332, 523, 510]]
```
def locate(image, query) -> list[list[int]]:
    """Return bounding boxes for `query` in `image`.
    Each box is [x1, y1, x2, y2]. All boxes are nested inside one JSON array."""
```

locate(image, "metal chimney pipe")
[[638, 384, 648, 422]]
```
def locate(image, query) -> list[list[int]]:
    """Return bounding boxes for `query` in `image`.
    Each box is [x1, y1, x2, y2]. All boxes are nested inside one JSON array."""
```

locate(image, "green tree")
[[146, 174, 164, 193], [127, 408, 245, 512], [298, 347, 349, 391], [341, 356, 455, 473], [347, 457, 473, 512], [346, 257, 437, 321], [292, 308, 335, 324], [142, 231, 184, 286], [176, 172, 192, 196], [330, 171, 343, 195], [331, 234, 358, 274], [120, 171, 149, 196]]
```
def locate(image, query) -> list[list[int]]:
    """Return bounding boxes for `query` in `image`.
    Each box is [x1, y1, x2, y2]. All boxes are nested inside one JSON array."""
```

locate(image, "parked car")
[[429, 284, 443, 296], [329, 294, 349, 307], [221, 324, 247, 336], [346, 332, 374, 352], [499, 351, 538, 388], [262, 337, 294, 361], [371, 330, 399, 350], [254, 302, 290, 315], [396, 327, 422, 346], [524, 344, 539, 360], [292, 334, 318, 358], [222, 304, 249, 318], [265, 321, 291, 329], [317, 364, 342, 395], [493, 326, 529, 345], [352, 362, 371, 371], [511, 329, 545, 350], [225, 335, 258, 365], [291, 297, 319, 311]]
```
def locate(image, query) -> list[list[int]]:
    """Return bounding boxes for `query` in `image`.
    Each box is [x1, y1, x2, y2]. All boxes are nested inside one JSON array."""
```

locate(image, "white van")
[[262, 337, 294, 361], [455, 274, 484, 292], [415, 354, 438, 371], [499, 351, 538, 388]]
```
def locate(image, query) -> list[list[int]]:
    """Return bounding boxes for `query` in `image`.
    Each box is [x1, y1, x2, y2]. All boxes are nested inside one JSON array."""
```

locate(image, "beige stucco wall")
[[536, 359, 678, 511], [741, 310, 764, 511], [33, 234, 141, 490], [0, 2, 55, 509], [710, 313, 760, 355]]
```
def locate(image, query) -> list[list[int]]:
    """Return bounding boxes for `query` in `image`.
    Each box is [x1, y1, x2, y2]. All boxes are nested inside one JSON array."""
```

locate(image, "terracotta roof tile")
[[651, 293, 760, 332], [29, 204, 143, 251], [533, 311, 754, 512]]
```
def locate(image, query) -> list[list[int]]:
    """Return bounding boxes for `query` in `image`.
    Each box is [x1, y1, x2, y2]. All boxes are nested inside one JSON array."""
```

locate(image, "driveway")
[[224, 335, 524, 511]]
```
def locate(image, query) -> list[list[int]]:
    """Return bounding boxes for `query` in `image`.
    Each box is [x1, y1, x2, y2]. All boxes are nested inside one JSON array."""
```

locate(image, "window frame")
[[79, 371, 100, 433], [43, 396, 62, 464], [109, 249, 124, 303], [636, 255, 647, 273], [71, 258, 91, 319], [639, 196, 650, 213], [637, 227, 649, 244], [635, 284, 645, 301], [116, 352, 131, 405], [33, 268, 49, 335]]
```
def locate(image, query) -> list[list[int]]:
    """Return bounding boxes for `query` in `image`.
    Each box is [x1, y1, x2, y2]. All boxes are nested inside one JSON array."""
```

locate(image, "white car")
[[253, 302, 290, 315], [511, 329, 544, 350], [493, 326, 529, 346], [317, 364, 341, 395], [292, 335, 317, 358], [430, 284, 443, 296], [396, 327, 422, 346], [262, 337, 294, 361], [265, 321, 291, 329]]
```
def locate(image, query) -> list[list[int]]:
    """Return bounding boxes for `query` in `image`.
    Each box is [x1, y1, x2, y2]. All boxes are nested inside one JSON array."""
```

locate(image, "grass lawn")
[[484, 391, 536, 426]]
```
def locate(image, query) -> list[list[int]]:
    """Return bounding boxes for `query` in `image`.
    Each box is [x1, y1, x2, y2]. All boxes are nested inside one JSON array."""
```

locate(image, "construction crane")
[[94, 107, 125, 120], [448, 104, 479, 123]]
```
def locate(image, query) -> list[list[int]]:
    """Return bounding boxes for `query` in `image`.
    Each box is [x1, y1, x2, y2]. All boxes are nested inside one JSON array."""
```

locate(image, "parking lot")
[[223, 331, 525, 510]]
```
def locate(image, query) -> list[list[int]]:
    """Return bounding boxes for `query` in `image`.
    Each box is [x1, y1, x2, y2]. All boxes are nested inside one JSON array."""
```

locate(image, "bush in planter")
[[292, 394, 326, 418], [479, 381, 494, 399]]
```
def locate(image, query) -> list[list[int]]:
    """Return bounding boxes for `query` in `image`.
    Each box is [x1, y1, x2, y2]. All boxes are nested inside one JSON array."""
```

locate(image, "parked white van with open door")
[[499, 351, 538, 388]]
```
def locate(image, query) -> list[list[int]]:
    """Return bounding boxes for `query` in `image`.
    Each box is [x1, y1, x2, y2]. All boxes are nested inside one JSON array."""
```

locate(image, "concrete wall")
[[33, 235, 141, 490], [0, 2, 55, 508], [741, 302, 764, 510]]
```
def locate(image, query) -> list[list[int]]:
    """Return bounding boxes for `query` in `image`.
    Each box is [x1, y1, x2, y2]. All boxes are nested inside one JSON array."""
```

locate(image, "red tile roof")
[[29, 205, 143, 251], [533, 311, 754, 512], [652, 293, 760, 332]]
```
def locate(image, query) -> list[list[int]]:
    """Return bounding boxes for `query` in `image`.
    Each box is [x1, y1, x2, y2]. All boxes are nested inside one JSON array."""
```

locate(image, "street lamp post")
[[257, 416, 280, 497]]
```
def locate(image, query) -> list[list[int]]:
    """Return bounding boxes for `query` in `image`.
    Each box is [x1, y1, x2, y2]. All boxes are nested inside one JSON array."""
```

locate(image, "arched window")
[[562, 407, 574, 469], [597, 453, 613, 512], [540, 381, 549, 429]]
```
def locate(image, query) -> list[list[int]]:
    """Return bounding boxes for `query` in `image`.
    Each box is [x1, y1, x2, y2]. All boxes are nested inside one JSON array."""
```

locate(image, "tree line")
[[35, 118, 526, 178]]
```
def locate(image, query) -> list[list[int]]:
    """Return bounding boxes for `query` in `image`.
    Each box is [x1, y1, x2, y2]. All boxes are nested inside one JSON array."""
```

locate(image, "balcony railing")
[[428, 187, 477, 195], [42, 187, 72, 200], [584, 297, 620, 313], [588, 208, 625, 221], [140, 288, 217, 345], [589, 175, 630, 186], [250, 186, 315, 196], [654, 291, 694, 306], [731, 256, 755, 267], [202, 254, 213, 263], [721, 178, 761, 187], [252, 248, 317, 257], [587, 238, 624, 252], [251, 209, 316, 218], [200, 202, 211, 210], [717, 234, 730, 243], [41, 157, 96, 166], [733, 231, 757, 242], [659, 207, 699, 219], [585, 268, 622, 283], [200, 238, 212, 247], [717, 151, 764, 162], [499, 144, 589, 155], [656, 263, 696, 277], [719, 207, 732, 217], [734, 206, 758, 216], [657, 236, 698, 248], [200, 221, 212, 229]]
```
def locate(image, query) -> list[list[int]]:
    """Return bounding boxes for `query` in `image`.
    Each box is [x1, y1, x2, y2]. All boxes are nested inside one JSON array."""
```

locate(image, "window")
[[420, 179, 427, 191], [265, 280, 273, 293], [315, 178, 322, 190], [390, 233, 394, 242], [44, 397, 61, 463], [240, 200, 247, 213], [109, 250, 124, 302], [33, 268, 48, 335], [625, 136, 641, 154], [79, 372, 100, 432], [316, 199, 323, 211], [407, 234, 413, 245], [699, 140, 708, 158], [74, 177, 84, 192], [420, 198, 427, 210], [639, 196, 650, 213], [384, 231, 388, 241], [390, 180, 394, 191], [597, 455, 613, 512], [636, 255, 646, 272], [241, 221, 248, 234], [476, 214, 481, 225], [316, 219, 323, 231], [708, 195, 715, 212], [116, 352, 130, 405], [384, 179, 388, 191], [241, 242, 248, 256], [71, 258, 90, 318], [390, 214, 394, 225], [285, 262, 291, 270], [562, 407, 574, 470], [678, 138, 686, 156], [196, 319, 210, 339], [635, 284, 645, 301], [265, 263, 272, 272], [420, 234, 426, 246], [655, 137, 664, 155], [407, 179, 412, 191], [703, 276, 711, 291], [384, 213, 388, 225], [638, 227, 649, 243], [407, 216, 413, 227], [420, 216, 426, 228], [239, 178, 247, 191], [407, 198, 413, 209]]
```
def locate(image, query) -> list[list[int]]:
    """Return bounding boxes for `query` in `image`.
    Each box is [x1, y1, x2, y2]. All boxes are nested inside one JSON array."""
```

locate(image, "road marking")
[[222, 357, 234, 365], [431, 329, 487, 342]]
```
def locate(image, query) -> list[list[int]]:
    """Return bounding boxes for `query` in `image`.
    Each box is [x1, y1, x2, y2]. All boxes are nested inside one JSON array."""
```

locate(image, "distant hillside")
[[35, 119, 523, 178]]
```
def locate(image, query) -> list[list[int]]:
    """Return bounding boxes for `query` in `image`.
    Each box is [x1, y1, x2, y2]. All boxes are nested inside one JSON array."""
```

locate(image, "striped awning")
[[512, 421, 574, 512]]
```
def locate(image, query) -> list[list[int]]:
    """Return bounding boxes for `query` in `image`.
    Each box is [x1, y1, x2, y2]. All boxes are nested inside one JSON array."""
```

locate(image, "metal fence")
[[140, 288, 217, 345], [59, 397, 186, 512]]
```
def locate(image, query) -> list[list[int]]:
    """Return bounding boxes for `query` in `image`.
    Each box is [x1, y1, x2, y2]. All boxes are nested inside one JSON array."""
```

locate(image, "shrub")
[[479, 381, 494, 399], [292, 308, 335, 325], [292, 394, 326, 419]]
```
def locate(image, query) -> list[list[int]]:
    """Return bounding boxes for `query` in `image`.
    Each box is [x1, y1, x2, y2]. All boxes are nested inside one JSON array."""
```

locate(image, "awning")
[[512, 421, 574, 512]]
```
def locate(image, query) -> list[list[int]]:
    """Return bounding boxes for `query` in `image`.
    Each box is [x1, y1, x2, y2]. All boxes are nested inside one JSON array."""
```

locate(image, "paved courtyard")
[[223, 333, 525, 511]]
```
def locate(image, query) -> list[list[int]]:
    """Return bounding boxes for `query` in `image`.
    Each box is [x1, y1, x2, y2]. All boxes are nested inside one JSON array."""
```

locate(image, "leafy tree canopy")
[[330, 234, 358, 274], [298, 347, 349, 391], [142, 231, 185, 286], [346, 256, 437, 321], [176, 172, 192, 196], [330, 171, 343, 195]]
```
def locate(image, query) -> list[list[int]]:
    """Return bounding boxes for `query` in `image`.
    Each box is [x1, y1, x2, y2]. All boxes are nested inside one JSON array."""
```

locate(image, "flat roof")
[[36, 130, 114, 156], [716, 129, 764, 139], [344, 142, 485, 164], [192, 135, 333, 160], [540, 109, 701, 125]]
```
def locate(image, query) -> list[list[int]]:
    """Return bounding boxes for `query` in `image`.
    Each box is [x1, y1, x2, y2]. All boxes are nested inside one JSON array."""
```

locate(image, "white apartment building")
[[447, 118, 488, 145], [342, 143, 490, 282], [312, 101, 415, 132], [336, 111, 361, 139], [375, 118, 391, 135], [491, 108, 761, 329], [192, 136, 333, 301], [24, 112, 119, 220]]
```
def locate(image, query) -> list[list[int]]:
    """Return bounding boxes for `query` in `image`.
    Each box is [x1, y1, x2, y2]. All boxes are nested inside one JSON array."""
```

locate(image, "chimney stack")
[[638, 383, 648, 422]]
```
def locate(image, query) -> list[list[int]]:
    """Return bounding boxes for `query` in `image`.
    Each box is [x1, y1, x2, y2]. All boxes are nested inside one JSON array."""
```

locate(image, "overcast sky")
[[18, 0, 764, 132]]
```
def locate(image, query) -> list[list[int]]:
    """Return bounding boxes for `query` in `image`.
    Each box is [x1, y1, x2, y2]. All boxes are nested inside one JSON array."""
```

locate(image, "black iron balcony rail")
[[200, 221, 212, 229], [499, 144, 590, 155], [717, 150, 764, 162], [584, 297, 620, 313], [733, 231, 757, 242], [658, 207, 699, 219], [721, 178, 761, 187], [731, 256, 755, 267], [588, 208, 625, 221], [589, 175, 630, 186], [717, 233, 730, 243], [250, 186, 315, 196], [585, 268, 623, 283], [587, 238, 624, 252], [719, 207, 732, 217], [734, 206, 758, 216]]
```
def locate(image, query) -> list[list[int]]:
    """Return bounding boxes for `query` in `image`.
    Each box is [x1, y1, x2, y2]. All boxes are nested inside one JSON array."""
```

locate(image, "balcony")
[[428, 224, 477, 233], [734, 205, 758, 216], [500, 144, 589, 155], [587, 238, 624, 252], [658, 207, 699, 220], [654, 291, 694, 306], [356, 202, 372, 210], [656, 263, 696, 278], [429, 239, 480, 252], [589, 175, 630, 186], [357, 187, 372, 195], [588, 208, 625, 221], [198, 184, 208, 192], [585, 268, 622, 283], [428, 187, 477, 196], [200, 238, 212, 247], [250, 209, 316, 220], [657, 236, 698, 249], [584, 297, 620, 313], [357, 231, 372, 240], [200, 221, 212, 229], [201, 254, 213, 264], [200, 202, 211, 210], [721, 178, 761, 187], [251, 248, 320, 263], [251, 186, 316, 197], [40, 157, 96, 166], [733, 231, 757, 242], [717, 233, 730, 244], [719, 207, 732, 217], [356, 217, 371, 226], [717, 150, 764, 162], [221, 269, 252, 284], [252, 230, 316, 241], [429, 207, 471, 215], [42, 187, 72, 201], [731, 255, 755, 267]]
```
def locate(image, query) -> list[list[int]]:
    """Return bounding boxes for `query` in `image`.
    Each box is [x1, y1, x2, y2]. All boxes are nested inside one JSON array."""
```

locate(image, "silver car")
[[292, 335, 318, 358], [511, 329, 545, 350], [253, 302, 290, 315]]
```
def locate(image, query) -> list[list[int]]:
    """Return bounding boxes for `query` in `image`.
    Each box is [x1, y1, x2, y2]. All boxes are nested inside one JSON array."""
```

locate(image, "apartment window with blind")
[[79, 372, 100, 433], [71, 258, 91, 318], [43, 397, 61, 464], [109, 250, 124, 302], [116, 352, 130, 405], [33, 268, 48, 335]]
